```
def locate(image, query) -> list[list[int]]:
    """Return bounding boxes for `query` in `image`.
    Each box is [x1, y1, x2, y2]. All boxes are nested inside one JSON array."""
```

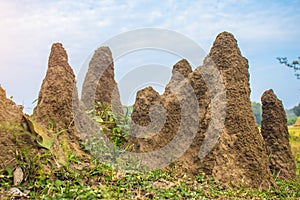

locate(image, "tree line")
[[251, 102, 299, 126]]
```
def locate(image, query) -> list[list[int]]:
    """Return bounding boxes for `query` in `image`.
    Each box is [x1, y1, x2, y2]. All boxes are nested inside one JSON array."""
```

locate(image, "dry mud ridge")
[[0, 31, 296, 190]]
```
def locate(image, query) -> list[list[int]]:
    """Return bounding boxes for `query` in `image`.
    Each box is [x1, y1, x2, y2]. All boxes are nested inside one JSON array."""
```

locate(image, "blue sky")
[[0, 0, 300, 113]]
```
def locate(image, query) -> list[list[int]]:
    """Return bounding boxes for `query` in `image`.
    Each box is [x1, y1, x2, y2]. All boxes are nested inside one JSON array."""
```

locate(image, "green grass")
[[0, 134, 299, 199], [0, 150, 299, 199], [0, 109, 300, 199]]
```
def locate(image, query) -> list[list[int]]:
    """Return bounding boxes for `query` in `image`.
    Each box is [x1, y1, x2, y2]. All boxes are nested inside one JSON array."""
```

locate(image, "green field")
[[289, 126, 300, 175]]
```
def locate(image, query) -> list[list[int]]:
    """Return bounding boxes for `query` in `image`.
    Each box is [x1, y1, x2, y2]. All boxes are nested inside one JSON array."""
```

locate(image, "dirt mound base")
[[261, 89, 296, 180]]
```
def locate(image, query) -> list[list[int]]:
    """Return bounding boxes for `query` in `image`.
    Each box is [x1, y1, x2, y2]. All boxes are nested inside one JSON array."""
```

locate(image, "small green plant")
[[0, 167, 13, 189], [86, 102, 131, 147]]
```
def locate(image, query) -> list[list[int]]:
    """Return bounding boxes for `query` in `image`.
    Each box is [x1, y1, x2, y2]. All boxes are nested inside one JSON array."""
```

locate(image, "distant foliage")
[[286, 109, 297, 119], [277, 56, 300, 79], [251, 102, 262, 126], [293, 103, 300, 116], [288, 116, 298, 126]]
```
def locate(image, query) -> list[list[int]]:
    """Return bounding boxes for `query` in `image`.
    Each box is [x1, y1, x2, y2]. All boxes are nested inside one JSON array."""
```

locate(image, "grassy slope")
[[0, 127, 299, 199]]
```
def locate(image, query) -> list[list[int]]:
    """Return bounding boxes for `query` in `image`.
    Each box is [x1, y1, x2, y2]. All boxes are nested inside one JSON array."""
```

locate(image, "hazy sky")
[[0, 0, 300, 113]]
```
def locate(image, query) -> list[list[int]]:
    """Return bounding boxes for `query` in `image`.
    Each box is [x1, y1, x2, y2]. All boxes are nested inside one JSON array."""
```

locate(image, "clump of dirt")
[[32, 43, 85, 159], [127, 32, 275, 189], [0, 85, 25, 169], [81, 46, 123, 114], [261, 89, 297, 180], [131, 87, 162, 129]]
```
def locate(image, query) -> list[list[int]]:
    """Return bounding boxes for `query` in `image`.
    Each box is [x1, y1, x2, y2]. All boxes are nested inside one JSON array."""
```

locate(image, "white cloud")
[[0, 0, 299, 112]]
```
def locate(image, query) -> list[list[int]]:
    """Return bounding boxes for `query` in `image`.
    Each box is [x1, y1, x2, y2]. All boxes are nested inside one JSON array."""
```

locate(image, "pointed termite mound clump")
[[261, 89, 297, 180], [198, 31, 275, 189], [33, 43, 77, 130], [32, 43, 84, 161], [127, 59, 200, 170], [165, 59, 192, 90], [172, 62, 211, 174], [128, 86, 165, 152], [81, 46, 123, 114], [160, 59, 207, 173], [129, 59, 196, 152]]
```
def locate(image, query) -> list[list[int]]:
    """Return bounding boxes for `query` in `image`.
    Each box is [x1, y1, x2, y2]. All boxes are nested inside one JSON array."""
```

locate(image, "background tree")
[[277, 56, 300, 125], [277, 56, 300, 79], [251, 102, 262, 126], [292, 103, 300, 116]]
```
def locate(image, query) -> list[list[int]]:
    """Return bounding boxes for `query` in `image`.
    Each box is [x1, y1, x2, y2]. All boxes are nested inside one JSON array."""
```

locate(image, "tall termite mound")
[[32, 43, 83, 156], [196, 31, 275, 189], [81, 46, 122, 114]]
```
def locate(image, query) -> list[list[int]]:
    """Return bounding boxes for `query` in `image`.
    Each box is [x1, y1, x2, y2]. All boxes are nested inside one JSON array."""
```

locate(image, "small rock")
[[7, 187, 29, 199], [152, 179, 175, 189], [13, 167, 24, 186]]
